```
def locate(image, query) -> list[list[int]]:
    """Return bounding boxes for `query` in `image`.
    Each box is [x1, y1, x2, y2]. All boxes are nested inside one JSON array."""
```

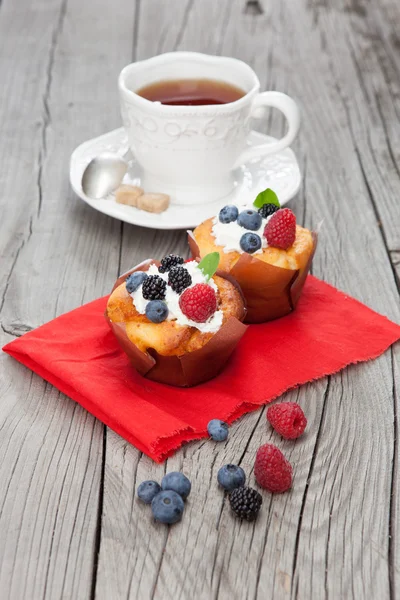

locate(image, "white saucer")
[[70, 128, 301, 230]]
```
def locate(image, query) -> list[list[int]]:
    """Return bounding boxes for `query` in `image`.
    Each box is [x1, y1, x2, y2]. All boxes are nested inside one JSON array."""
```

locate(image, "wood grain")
[[0, 0, 134, 596], [0, 0, 399, 598], [97, 1, 400, 599]]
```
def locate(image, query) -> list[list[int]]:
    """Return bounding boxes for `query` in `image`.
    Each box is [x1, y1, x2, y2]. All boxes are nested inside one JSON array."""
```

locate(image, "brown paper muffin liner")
[[106, 260, 248, 387], [188, 231, 318, 324]]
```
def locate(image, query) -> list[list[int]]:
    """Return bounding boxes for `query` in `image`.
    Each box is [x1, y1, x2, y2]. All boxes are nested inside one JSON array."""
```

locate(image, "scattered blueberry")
[[126, 271, 148, 294], [151, 490, 185, 524], [240, 232, 262, 254], [237, 209, 262, 231], [217, 464, 246, 491], [207, 419, 229, 442], [219, 205, 239, 224], [145, 300, 169, 323], [137, 480, 161, 504], [161, 472, 192, 501]]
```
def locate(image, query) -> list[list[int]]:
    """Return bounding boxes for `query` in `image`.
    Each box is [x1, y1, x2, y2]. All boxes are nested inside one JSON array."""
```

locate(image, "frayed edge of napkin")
[[149, 337, 397, 462]]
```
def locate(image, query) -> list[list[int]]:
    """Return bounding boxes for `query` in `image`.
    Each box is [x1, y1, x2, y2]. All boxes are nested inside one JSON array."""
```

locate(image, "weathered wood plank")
[[0, 0, 135, 596], [95, 1, 400, 599], [1, 0, 400, 598]]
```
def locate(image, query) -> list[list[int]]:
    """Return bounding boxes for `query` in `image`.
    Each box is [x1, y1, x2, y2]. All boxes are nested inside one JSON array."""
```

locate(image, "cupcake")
[[106, 253, 247, 386], [189, 188, 317, 324]]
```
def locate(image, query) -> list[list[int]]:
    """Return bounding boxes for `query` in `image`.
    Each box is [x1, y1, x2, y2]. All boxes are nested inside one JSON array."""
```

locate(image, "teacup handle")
[[234, 91, 300, 168]]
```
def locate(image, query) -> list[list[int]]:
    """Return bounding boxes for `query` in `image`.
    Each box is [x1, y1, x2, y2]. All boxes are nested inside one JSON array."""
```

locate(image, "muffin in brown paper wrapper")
[[188, 231, 318, 324], [106, 260, 248, 387]]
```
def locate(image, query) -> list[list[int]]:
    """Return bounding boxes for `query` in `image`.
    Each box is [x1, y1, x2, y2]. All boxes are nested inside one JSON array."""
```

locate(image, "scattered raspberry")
[[264, 208, 296, 249], [267, 402, 307, 439], [254, 443, 292, 493], [179, 283, 217, 323]]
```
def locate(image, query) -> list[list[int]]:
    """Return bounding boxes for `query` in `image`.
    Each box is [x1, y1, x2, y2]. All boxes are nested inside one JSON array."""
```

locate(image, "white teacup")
[[119, 52, 300, 206]]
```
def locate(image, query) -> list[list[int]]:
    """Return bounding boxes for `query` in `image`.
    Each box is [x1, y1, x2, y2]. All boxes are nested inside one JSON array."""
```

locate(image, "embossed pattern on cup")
[[119, 52, 300, 205]]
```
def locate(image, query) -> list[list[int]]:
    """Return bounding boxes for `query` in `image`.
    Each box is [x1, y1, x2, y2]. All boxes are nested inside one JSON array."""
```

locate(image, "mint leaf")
[[198, 252, 220, 280], [253, 188, 280, 209]]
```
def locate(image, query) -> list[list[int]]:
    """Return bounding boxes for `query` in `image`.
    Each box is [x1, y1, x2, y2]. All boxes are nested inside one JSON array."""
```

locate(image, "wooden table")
[[1, 0, 400, 598]]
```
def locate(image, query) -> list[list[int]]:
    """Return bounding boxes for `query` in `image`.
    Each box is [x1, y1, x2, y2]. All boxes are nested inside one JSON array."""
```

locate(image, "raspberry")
[[179, 283, 217, 323], [142, 275, 167, 300], [254, 444, 292, 493], [267, 402, 307, 439], [168, 266, 192, 294], [158, 254, 184, 273], [258, 203, 279, 219], [229, 486, 262, 521], [264, 208, 296, 249]]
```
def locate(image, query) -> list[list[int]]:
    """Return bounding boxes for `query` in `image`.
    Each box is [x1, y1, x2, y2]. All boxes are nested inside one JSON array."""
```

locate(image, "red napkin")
[[3, 276, 400, 462]]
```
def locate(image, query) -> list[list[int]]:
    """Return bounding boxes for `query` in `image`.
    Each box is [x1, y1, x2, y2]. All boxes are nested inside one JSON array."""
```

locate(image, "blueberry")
[[207, 419, 229, 442], [151, 490, 185, 524], [237, 209, 262, 231], [137, 480, 161, 504], [219, 205, 239, 224], [161, 472, 191, 500], [240, 232, 262, 254], [217, 464, 246, 491], [145, 299, 169, 323], [126, 271, 148, 294]]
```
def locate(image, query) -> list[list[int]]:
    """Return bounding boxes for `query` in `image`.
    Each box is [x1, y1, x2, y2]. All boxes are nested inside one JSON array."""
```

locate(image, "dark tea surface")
[[136, 78, 246, 106]]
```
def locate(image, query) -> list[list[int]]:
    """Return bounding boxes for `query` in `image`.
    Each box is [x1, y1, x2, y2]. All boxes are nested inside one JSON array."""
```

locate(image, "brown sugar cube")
[[115, 185, 144, 207], [137, 193, 170, 213]]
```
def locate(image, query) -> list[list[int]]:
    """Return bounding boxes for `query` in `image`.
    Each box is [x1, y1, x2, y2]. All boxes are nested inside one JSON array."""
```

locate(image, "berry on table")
[[217, 464, 246, 491], [137, 480, 161, 504], [142, 274, 167, 300], [267, 402, 307, 439], [126, 271, 147, 294], [237, 209, 262, 231], [145, 300, 169, 323], [168, 266, 192, 294], [219, 205, 239, 224], [158, 254, 184, 273], [161, 472, 192, 501], [207, 419, 229, 442], [151, 490, 185, 524], [179, 283, 217, 323], [229, 486, 262, 521], [264, 208, 296, 250], [240, 232, 262, 253], [258, 203, 279, 219], [254, 443, 292, 493]]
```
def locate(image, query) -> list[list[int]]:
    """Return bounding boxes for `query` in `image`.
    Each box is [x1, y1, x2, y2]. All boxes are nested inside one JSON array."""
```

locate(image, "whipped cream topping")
[[130, 261, 223, 334], [211, 205, 272, 254]]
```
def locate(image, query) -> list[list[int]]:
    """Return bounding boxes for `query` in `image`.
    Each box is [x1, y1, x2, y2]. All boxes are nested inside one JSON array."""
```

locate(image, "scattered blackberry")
[[258, 203, 279, 219], [229, 486, 262, 521], [142, 275, 167, 300], [168, 266, 192, 294], [158, 254, 184, 273]]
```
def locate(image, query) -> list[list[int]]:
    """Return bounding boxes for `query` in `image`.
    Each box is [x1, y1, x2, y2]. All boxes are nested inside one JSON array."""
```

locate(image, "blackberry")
[[229, 486, 262, 521], [258, 203, 279, 219], [142, 275, 167, 300], [158, 254, 184, 273], [168, 266, 192, 294]]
